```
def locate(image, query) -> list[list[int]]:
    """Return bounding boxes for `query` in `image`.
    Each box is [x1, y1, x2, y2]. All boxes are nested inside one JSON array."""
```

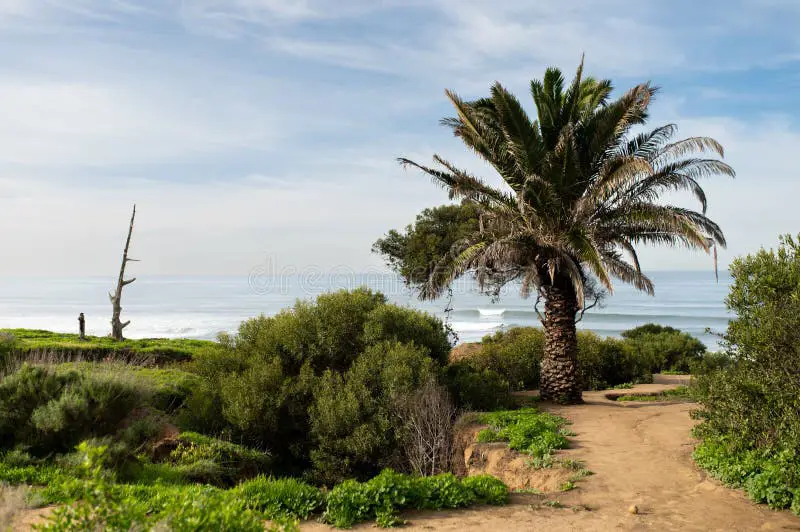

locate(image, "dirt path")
[[305, 376, 800, 531]]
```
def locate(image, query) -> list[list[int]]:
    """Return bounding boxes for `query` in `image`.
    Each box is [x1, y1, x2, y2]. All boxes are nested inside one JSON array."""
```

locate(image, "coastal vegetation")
[[0, 289, 525, 529], [0, 285, 719, 529], [692, 235, 800, 514], [375, 59, 733, 403]]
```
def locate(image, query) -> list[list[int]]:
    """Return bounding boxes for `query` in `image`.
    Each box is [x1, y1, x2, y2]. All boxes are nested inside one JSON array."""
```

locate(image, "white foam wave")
[[477, 308, 506, 317]]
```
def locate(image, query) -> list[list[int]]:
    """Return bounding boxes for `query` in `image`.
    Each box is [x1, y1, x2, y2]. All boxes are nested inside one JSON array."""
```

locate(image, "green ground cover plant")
[[475, 408, 570, 459], [7, 444, 507, 530]]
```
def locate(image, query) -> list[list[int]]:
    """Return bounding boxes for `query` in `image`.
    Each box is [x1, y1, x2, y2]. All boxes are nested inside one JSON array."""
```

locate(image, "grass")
[[615, 386, 693, 402], [1, 328, 217, 365]]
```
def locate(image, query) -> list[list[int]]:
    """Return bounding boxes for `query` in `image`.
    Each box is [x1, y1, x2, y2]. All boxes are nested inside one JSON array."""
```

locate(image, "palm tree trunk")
[[540, 283, 582, 404]]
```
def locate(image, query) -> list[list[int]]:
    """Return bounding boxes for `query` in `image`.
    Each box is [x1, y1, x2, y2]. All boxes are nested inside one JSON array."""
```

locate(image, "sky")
[[0, 0, 799, 279]]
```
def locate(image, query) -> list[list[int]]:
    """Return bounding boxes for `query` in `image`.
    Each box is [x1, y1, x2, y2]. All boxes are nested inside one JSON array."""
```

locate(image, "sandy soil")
[[304, 375, 800, 531]]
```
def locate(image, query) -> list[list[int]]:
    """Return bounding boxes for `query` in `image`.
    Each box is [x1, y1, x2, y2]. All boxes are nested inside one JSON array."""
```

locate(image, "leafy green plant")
[[157, 487, 264, 532], [35, 442, 151, 531], [233, 476, 324, 519], [477, 409, 569, 458], [323, 469, 507, 528], [462, 475, 509, 505], [309, 341, 435, 484], [0, 365, 143, 455]]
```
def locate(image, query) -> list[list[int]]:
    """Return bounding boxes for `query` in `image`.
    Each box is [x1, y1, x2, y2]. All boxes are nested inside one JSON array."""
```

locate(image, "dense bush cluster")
[[456, 323, 706, 392], [181, 288, 453, 483], [0, 365, 143, 455], [621, 324, 706, 373], [692, 235, 800, 515]]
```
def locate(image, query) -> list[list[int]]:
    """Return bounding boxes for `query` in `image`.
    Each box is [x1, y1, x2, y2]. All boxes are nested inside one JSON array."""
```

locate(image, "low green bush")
[[622, 324, 706, 373], [441, 362, 512, 411], [234, 476, 324, 519], [0, 365, 142, 455], [162, 432, 271, 486], [472, 328, 544, 390], [461, 475, 509, 505], [322, 469, 508, 528], [476, 409, 569, 459], [452, 326, 663, 393], [576, 331, 650, 390], [694, 436, 800, 513], [55, 363, 201, 413]]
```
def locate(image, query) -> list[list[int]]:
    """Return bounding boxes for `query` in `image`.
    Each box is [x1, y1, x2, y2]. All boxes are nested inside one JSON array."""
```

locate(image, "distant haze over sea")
[[0, 271, 731, 350]]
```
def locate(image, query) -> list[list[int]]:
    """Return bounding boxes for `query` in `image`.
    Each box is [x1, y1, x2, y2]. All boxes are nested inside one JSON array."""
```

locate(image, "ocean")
[[0, 271, 732, 350]]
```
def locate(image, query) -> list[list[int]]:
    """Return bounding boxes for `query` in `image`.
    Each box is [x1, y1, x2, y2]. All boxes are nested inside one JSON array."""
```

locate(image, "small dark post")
[[78, 312, 86, 340]]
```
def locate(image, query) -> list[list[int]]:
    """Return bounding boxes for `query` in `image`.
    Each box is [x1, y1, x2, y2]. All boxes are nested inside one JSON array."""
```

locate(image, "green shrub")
[[689, 351, 732, 375], [158, 487, 264, 532], [441, 362, 512, 411], [322, 469, 506, 528], [0, 332, 16, 374], [461, 475, 508, 505], [0, 365, 143, 455], [234, 476, 324, 519], [309, 342, 434, 484], [692, 235, 800, 515], [160, 432, 271, 486], [363, 305, 451, 366], [184, 289, 453, 482], [451, 326, 656, 393], [36, 442, 152, 532], [576, 332, 649, 390], [477, 409, 569, 459], [622, 324, 706, 373], [471, 328, 544, 390]]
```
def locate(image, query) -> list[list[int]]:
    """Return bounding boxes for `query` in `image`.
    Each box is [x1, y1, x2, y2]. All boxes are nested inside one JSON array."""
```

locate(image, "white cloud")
[[0, 79, 280, 168], [0, 0, 798, 279]]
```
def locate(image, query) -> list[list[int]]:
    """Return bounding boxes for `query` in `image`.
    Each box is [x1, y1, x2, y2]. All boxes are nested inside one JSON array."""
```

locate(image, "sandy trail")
[[305, 375, 800, 531]]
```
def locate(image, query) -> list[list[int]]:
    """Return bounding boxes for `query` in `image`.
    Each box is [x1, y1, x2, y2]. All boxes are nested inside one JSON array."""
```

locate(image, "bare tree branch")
[[111, 205, 138, 340]]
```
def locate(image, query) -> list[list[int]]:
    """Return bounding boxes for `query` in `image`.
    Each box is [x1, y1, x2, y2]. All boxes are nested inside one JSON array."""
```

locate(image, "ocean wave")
[[477, 308, 506, 317], [449, 321, 504, 333]]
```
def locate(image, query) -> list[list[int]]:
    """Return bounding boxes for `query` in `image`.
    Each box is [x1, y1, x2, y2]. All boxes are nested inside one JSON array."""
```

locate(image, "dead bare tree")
[[109, 205, 139, 341], [395, 379, 457, 476]]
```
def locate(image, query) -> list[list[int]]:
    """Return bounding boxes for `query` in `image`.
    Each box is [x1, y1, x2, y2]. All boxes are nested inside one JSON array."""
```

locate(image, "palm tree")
[[396, 59, 734, 403]]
